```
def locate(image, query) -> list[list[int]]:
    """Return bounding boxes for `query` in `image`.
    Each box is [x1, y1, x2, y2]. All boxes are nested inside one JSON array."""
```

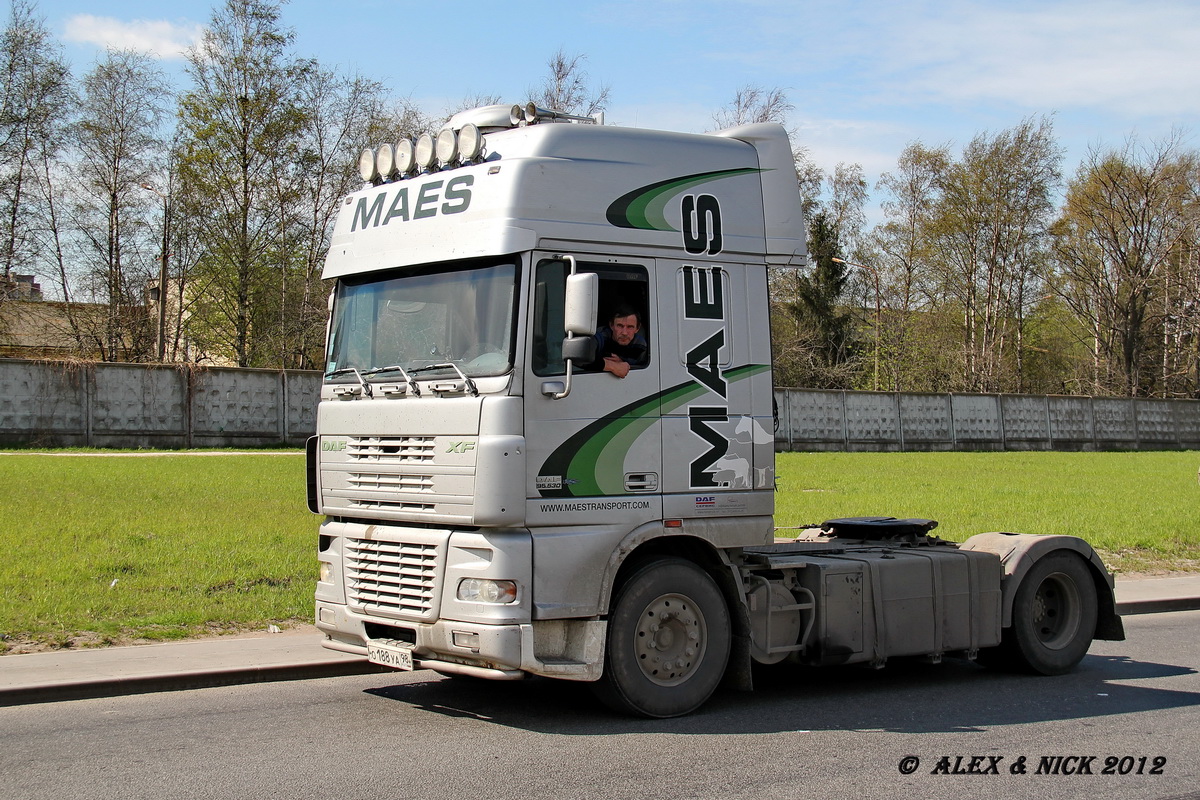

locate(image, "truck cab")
[[310, 104, 1122, 718]]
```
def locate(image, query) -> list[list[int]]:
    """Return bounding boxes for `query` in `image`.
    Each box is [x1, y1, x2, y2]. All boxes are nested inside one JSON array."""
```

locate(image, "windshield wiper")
[[323, 367, 372, 398], [360, 364, 422, 397], [408, 362, 479, 397]]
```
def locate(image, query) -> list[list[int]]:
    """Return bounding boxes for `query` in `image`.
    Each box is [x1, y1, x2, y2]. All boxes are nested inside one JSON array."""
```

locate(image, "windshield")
[[325, 259, 517, 382]]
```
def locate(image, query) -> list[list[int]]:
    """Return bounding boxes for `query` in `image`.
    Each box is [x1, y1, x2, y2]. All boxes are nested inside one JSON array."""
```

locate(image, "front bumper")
[[316, 600, 604, 681]]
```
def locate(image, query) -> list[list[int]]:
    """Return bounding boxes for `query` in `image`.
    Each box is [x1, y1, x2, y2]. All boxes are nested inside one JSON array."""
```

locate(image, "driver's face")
[[611, 314, 639, 346]]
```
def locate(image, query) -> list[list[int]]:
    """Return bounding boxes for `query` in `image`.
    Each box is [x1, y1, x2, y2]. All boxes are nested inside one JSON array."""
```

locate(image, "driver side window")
[[532, 259, 650, 377]]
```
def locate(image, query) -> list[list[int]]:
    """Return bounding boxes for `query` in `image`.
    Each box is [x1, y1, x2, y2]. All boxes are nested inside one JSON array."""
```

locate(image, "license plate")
[[367, 640, 414, 671]]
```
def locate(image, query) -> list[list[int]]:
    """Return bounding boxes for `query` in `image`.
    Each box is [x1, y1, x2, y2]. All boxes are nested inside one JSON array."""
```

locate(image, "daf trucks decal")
[[535, 363, 768, 497], [350, 175, 474, 231], [605, 168, 761, 232]]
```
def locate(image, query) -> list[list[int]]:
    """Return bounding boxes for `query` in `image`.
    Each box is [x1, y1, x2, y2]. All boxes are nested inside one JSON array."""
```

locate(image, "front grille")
[[348, 472, 435, 492], [348, 499, 436, 514], [345, 538, 439, 618], [346, 436, 436, 463]]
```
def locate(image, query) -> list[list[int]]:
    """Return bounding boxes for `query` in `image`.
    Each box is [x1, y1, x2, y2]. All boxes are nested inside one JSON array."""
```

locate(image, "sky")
[[44, 0, 1200, 215]]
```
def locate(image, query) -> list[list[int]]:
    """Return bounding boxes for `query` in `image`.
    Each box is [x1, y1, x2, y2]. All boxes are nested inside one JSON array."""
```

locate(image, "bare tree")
[[712, 85, 792, 128], [871, 142, 951, 389], [73, 48, 169, 361], [267, 66, 388, 369], [528, 49, 610, 116], [930, 117, 1062, 392], [1052, 132, 1200, 396], [0, 0, 71, 291], [177, 0, 309, 367]]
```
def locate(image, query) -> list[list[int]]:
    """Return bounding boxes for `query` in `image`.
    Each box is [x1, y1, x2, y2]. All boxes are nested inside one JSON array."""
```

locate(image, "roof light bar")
[[356, 112, 497, 184]]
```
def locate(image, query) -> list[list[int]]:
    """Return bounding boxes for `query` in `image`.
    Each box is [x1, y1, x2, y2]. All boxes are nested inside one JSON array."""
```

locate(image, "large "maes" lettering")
[[680, 193, 730, 490], [351, 175, 474, 231]]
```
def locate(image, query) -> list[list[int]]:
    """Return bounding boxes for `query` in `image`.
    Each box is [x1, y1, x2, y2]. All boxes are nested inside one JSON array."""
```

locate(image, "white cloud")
[[638, 0, 1200, 117], [877, 1, 1200, 116], [62, 15, 204, 60]]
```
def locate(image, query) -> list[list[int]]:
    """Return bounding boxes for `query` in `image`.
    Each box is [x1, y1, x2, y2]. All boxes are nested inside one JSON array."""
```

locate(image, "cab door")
[[523, 254, 663, 517]]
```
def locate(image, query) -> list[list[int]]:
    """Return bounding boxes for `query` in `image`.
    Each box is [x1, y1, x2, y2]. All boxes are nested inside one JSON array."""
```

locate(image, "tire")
[[997, 551, 1099, 675], [592, 558, 731, 718]]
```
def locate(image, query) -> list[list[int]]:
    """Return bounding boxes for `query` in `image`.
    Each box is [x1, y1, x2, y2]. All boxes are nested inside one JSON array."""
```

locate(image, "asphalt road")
[[3, 611, 1197, 800]]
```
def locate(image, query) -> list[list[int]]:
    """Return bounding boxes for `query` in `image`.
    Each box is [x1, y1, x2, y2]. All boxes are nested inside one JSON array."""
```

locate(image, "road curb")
[[2, 597, 1195, 708], [0, 659, 391, 708], [1116, 597, 1200, 616]]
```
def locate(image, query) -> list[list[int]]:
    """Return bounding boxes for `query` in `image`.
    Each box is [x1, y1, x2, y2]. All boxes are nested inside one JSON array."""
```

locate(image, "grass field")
[[1, 449, 1197, 653], [0, 452, 314, 653], [772, 451, 1200, 575]]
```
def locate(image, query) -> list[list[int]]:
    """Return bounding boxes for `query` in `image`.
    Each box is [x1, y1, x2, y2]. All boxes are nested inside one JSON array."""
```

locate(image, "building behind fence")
[[1, 359, 1198, 451]]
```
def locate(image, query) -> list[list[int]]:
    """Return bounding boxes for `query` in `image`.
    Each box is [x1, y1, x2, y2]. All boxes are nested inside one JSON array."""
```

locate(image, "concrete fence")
[[3, 359, 1198, 451], [774, 388, 1200, 451], [0, 359, 320, 448]]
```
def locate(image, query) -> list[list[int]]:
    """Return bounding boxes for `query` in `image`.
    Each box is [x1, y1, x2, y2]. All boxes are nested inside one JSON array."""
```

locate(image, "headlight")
[[319, 562, 333, 583], [457, 578, 518, 604]]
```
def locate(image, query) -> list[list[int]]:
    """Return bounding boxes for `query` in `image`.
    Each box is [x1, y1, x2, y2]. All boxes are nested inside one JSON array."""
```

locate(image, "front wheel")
[[592, 558, 731, 718], [990, 551, 1099, 675]]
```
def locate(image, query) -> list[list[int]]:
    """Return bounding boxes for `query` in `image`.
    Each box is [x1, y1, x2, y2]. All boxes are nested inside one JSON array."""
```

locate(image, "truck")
[[309, 102, 1125, 718]]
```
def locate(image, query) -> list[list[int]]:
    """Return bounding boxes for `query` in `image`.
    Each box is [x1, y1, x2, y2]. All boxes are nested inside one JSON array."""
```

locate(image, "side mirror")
[[564, 272, 597, 336], [562, 335, 596, 364]]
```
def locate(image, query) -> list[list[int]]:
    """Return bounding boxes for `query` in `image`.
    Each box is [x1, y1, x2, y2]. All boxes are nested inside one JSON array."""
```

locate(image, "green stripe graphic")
[[605, 168, 763, 232], [537, 364, 769, 497]]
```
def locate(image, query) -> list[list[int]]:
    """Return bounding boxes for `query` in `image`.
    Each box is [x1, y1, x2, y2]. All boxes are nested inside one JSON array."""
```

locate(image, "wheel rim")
[[1031, 571, 1082, 649], [633, 592, 707, 686]]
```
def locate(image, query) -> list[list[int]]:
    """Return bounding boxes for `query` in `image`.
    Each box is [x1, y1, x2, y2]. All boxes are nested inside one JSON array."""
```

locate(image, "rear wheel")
[[592, 558, 731, 718], [992, 551, 1098, 675]]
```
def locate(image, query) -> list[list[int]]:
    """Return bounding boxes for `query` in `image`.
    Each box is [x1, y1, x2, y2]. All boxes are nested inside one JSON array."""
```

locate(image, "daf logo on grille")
[[446, 440, 476, 454]]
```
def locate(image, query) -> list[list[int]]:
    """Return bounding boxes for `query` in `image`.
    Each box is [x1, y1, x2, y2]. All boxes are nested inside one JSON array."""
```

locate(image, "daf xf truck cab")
[[309, 103, 1123, 718]]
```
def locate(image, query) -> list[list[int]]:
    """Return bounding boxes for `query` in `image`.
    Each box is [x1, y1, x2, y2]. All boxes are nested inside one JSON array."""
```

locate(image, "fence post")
[[1046, 395, 1054, 450], [185, 367, 195, 450], [84, 365, 94, 448], [1131, 397, 1140, 450], [949, 393, 957, 449], [841, 390, 850, 450], [997, 394, 1007, 451], [279, 370, 288, 442]]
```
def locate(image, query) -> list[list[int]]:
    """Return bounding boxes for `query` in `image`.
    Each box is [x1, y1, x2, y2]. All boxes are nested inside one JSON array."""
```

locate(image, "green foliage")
[[1050, 134, 1200, 397], [774, 211, 859, 388]]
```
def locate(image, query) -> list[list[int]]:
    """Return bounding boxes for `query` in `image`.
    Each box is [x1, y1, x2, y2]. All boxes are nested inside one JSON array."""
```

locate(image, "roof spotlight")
[[358, 147, 378, 182], [458, 123, 483, 162], [436, 128, 458, 165], [375, 142, 396, 179], [414, 133, 436, 170], [394, 139, 415, 175]]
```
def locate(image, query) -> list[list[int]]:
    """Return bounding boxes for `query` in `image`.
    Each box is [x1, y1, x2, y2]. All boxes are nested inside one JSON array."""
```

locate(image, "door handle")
[[624, 473, 658, 492]]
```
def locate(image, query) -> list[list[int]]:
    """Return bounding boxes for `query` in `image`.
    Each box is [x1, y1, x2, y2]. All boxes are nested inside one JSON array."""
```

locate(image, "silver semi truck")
[[308, 103, 1124, 718]]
